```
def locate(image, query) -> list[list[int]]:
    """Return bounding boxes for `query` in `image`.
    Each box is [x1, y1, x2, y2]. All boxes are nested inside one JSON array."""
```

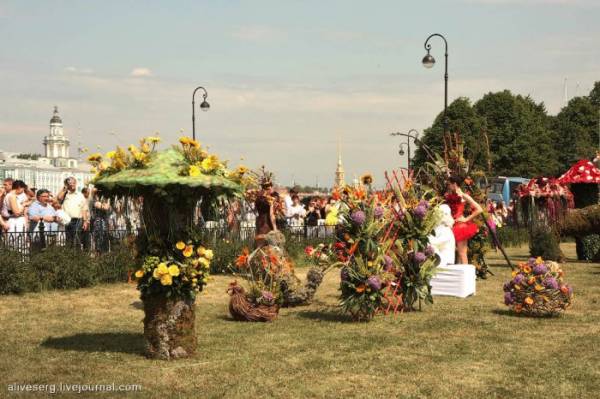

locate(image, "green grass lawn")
[[1, 243, 599, 398]]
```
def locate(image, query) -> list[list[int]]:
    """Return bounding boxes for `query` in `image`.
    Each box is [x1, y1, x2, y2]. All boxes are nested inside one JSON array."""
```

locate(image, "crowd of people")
[[0, 176, 118, 250]]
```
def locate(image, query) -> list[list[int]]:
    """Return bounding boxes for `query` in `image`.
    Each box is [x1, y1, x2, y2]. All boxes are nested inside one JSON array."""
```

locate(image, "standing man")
[[57, 177, 89, 247], [28, 189, 57, 232]]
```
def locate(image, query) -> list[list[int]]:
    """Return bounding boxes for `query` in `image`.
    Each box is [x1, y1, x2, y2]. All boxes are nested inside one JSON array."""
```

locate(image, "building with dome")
[[0, 107, 92, 194], [43, 106, 78, 168]]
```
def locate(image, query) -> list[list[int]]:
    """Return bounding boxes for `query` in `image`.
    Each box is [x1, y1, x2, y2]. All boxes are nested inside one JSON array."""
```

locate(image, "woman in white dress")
[[4, 180, 30, 233]]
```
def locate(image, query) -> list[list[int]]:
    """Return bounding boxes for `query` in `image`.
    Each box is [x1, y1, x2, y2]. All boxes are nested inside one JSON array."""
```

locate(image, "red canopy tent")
[[558, 160, 600, 184]]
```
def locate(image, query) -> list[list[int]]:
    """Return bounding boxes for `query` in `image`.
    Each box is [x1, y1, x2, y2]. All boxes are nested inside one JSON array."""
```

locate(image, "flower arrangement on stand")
[[503, 257, 573, 317], [133, 240, 213, 359], [384, 172, 442, 310], [332, 185, 393, 321]]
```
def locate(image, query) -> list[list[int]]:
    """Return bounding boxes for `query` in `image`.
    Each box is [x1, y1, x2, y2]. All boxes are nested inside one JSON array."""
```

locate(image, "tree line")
[[412, 81, 600, 177]]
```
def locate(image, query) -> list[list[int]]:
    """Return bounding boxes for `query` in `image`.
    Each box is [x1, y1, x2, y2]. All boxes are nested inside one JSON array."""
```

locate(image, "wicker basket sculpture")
[[227, 281, 279, 322]]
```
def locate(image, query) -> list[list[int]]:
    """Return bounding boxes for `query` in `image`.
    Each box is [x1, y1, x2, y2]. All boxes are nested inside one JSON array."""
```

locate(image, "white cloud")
[[64, 66, 94, 75], [130, 67, 153, 77], [231, 25, 284, 43]]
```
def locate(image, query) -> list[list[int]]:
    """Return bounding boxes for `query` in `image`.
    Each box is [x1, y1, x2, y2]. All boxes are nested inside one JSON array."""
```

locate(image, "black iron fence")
[[0, 220, 339, 256]]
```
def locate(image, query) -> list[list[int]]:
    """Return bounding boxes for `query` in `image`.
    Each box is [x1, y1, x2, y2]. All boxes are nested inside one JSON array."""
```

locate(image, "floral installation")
[[231, 245, 294, 307], [503, 257, 573, 317], [87, 135, 161, 178], [384, 172, 442, 310], [133, 240, 213, 301]]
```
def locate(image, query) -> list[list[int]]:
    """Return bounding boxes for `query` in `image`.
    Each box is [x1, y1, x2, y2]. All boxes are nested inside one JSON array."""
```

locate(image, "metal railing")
[[0, 219, 339, 255]]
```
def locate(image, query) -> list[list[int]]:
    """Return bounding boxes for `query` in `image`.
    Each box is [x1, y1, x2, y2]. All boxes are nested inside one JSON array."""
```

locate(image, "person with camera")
[[56, 177, 89, 247]]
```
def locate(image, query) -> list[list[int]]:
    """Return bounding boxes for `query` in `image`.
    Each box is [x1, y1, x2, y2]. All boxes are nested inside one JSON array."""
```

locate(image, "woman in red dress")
[[445, 176, 483, 264]]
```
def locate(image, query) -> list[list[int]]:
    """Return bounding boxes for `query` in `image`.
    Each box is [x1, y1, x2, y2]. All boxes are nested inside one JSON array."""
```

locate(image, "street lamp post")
[[192, 86, 210, 141], [422, 33, 449, 134], [390, 129, 419, 172]]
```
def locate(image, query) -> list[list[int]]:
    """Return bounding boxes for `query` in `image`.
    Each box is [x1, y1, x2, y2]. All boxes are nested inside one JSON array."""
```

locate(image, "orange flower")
[[332, 190, 341, 201], [523, 265, 532, 274], [524, 297, 534, 306], [235, 248, 250, 267], [269, 253, 279, 265], [527, 277, 536, 286], [514, 304, 523, 313], [355, 284, 366, 293], [183, 245, 194, 257], [560, 286, 569, 294], [534, 284, 544, 292]]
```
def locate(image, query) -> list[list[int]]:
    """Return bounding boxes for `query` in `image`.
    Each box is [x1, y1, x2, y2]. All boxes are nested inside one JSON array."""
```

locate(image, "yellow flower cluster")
[[178, 136, 226, 177], [87, 135, 160, 178], [133, 241, 214, 295]]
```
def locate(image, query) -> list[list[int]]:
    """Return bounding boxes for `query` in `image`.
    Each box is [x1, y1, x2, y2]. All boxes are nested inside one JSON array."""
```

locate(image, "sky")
[[0, 0, 599, 187]]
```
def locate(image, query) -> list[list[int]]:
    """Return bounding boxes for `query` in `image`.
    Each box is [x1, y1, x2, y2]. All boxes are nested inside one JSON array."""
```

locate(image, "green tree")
[[412, 97, 488, 171], [473, 90, 559, 177], [553, 96, 599, 173], [589, 81, 600, 107]]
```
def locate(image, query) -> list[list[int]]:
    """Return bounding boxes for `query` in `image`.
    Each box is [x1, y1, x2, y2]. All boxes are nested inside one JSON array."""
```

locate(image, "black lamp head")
[[200, 100, 210, 112], [422, 52, 435, 69]]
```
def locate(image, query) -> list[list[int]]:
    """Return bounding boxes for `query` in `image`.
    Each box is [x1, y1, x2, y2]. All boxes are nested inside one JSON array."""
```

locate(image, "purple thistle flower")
[[533, 264, 548, 275], [504, 291, 514, 305], [543, 276, 559, 290], [374, 206, 384, 219], [414, 205, 427, 219], [424, 245, 435, 257], [383, 255, 393, 271], [351, 210, 366, 225], [340, 267, 349, 281], [367, 275, 382, 291], [528, 257, 537, 267], [418, 199, 430, 209], [513, 274, 524, 285], [413, 251, 427, 264], [261, 290, 274, 302]]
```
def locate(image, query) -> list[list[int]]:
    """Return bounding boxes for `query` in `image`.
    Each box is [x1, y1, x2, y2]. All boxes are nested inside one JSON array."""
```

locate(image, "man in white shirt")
[[57, 177, 89, 247]]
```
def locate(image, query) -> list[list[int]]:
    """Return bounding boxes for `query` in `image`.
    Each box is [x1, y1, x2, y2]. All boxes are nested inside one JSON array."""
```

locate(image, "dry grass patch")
[[1, 243, 599, 398]]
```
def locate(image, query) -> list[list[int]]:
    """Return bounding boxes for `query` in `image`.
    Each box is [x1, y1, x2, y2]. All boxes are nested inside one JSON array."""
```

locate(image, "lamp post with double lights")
[[422, 33, 449, 135], [192, 86, 210, 141], [390, 129, 419, 172]]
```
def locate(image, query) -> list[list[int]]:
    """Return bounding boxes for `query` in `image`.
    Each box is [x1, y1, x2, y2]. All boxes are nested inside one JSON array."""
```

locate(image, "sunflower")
[[87, 153, 102, 163], [360, 173, 374, 186], [179, 136, 191, 145], [147, 136, 161, 144], [176, 241, 186, 250]]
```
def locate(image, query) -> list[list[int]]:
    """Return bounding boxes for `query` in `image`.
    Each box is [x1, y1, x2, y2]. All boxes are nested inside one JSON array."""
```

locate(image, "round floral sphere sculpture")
[[503, 257, 573, 317]]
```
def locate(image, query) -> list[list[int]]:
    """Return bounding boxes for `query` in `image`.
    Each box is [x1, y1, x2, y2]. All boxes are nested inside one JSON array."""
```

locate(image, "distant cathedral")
[[334, 140, 345, 188], [43, 106, 77, 168]]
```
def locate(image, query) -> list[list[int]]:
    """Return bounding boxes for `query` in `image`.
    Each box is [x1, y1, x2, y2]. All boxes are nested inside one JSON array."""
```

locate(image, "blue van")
[[488, 177, 529, 205]]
